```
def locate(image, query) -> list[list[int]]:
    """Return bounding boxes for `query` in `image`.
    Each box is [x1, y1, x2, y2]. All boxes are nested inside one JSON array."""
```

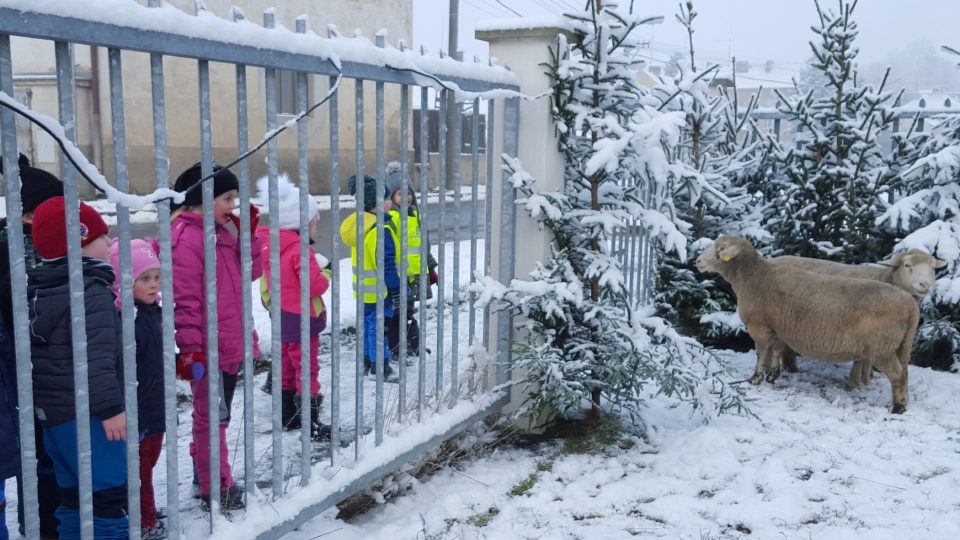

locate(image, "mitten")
[[429, 269, 439, 285], [176, 352, 207, 381]]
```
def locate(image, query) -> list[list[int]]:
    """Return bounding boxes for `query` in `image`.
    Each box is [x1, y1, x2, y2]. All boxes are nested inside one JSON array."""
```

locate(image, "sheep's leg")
[[781, 347, 799, 373], [860, 360, 874, 385], [765, 339, 785, 383], [847, 360, 867, 389], [875, 358, 908, 414], [749, 331, 774, 385]]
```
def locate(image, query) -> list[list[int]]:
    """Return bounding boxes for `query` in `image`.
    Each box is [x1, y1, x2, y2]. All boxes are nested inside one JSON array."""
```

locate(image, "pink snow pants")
[[280, 336, 321, 396], [189, 375, 234, 496]]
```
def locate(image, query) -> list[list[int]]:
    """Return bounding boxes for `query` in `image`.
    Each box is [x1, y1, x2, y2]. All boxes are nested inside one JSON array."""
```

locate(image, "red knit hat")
[[31, 196, 110, 260]]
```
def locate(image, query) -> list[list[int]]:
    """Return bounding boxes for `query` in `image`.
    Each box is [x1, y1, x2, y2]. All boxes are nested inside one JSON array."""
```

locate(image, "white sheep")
[[770, 250, 944, 379], [696, 235, 919, 414]]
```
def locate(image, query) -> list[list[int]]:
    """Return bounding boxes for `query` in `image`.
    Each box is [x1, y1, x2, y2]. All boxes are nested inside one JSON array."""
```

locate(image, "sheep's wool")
[[256, 172, 319, 230]]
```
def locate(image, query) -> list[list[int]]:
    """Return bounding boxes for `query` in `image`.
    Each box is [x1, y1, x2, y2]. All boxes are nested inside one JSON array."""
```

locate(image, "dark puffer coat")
[[28, 257, 123, 426], [134, 300, 165, 436]]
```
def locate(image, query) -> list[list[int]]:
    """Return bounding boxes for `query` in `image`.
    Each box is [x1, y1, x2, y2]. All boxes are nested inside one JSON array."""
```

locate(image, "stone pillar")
[[477, 23, 571, 421]]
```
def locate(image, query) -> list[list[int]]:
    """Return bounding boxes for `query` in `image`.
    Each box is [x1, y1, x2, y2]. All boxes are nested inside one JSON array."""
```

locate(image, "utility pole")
[[444, 0, 459, 190]]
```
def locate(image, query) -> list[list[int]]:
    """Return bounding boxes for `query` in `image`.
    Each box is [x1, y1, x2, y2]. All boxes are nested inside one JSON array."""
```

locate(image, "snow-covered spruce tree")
[[474, 1, 748, 424], [770, 0, 901, 263], [652, 2, 772, 348], [877, 107, 960, 372]]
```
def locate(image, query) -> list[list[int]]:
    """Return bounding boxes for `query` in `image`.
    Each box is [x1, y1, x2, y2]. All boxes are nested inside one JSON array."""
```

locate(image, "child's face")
[[82, 234, 110, 261], [133, 268, 161, 304], [391, 191, 412, 208], [309, 214, 319, 237], [214, 189, 239, 226]]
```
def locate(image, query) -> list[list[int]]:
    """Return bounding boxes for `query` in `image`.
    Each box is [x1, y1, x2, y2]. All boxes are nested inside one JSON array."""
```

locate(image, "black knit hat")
[[347, 174, 387, 212], [172, 162, 239, 209], [0, 153, 64, 214]]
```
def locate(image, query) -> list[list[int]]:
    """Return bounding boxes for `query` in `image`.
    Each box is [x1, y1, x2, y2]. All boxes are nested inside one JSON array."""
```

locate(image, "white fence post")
[[477, 23, 570, 418]]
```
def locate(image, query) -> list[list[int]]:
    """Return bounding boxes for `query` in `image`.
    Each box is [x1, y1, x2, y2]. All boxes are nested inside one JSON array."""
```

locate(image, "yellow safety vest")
[[339, 211, 395, 303], [387, 208, 424, 279]]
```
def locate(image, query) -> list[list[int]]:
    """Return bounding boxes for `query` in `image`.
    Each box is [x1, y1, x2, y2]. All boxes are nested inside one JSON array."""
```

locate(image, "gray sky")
[[413, 0, 960, 83]]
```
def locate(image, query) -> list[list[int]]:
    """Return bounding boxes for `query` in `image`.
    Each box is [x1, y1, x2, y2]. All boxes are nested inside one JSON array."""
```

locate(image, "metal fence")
[[0, 2, 519, 539]]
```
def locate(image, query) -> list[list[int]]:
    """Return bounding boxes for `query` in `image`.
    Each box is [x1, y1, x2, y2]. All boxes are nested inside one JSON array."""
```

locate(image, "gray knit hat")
[[385, 161, 409, 195]]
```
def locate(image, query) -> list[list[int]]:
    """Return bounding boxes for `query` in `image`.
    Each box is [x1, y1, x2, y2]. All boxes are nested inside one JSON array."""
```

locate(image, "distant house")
[[6, 0, 413, 195]]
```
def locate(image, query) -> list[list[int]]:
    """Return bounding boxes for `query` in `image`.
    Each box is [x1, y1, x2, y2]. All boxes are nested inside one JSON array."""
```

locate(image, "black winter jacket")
[[28, 257, 123, 426], [134, 300, 165, 436]]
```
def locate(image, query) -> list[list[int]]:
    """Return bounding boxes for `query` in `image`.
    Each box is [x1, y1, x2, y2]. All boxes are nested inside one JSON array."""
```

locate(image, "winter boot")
[[308, 394, 332, 441], [261, 370, 273, 395], [280, 389, 301, 430], [369, 362, 400, 383]]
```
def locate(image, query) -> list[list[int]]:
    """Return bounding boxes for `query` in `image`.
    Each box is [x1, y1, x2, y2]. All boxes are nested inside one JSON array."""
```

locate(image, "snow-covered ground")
[[277, 352, 960, 540]]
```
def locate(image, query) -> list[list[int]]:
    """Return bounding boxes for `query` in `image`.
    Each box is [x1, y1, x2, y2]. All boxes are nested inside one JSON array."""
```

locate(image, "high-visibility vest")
[[387, 208, 423, 278]]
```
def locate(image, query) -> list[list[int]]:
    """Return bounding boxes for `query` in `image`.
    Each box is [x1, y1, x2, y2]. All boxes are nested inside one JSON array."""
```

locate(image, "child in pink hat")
[[108, 239, 166, 539]]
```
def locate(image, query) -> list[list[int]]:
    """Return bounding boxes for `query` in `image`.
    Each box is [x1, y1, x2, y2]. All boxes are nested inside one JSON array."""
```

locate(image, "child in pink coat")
[[170, 163, 262, 511], [255, 173, 331, 440]]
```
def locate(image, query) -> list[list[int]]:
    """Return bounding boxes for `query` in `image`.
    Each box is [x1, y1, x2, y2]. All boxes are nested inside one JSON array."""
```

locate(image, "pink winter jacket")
[[255, 227, 330, 342], [171, 211, 263, 374]]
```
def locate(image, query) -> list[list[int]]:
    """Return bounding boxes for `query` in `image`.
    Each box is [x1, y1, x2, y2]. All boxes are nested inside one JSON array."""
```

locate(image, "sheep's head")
[[696, 235, 755, 273], [878, 249, 947, 299]]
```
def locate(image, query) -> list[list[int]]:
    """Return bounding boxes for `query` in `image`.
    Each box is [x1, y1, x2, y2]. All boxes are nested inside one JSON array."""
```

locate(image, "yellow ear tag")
[[722, 255, 731, 262]]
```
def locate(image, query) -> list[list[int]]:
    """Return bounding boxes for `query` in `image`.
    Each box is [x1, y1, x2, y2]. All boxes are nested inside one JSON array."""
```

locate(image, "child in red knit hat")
[[28, 196, 128, 539]]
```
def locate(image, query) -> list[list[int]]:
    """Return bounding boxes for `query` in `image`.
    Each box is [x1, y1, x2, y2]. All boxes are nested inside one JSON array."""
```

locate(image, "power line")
[[488, 0, 523, 17], [463, 0, 504, 19]]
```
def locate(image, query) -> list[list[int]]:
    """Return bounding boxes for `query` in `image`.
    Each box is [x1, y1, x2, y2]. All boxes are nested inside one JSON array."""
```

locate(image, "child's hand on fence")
[[176, 352, 207, 381], [102, 412, 127, 441]]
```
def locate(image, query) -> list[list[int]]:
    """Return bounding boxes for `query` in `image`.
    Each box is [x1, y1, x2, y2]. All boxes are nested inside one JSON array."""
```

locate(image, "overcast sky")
[[413, 0, 960, 79]]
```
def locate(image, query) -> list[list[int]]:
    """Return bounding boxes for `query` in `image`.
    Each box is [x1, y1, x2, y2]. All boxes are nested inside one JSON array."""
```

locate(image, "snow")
[[264, 352, 960, 539], [474, 16, 582, 34]]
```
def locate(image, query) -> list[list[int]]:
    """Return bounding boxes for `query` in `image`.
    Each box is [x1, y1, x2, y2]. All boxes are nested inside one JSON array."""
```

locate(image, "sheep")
[[770, 250, 944, 376], [695, 235, 920, 414]]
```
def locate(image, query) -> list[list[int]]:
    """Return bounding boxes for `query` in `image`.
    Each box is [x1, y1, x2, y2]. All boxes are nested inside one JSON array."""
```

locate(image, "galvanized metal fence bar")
[[198, 57, 223, 522], [354, 75, 366, 460], [399, 77, 410, 421], [232, 7, 256, 509], [436, 91, 447, 397], [327, 24, 343, 459], [483, 99, 494, 358], [296, 15, 312, 482], [108, 44, 143, 540], [56, 40, 97, 540], [0, 32, 39, 540], [469, 97, 480, 348], [417, 85, 429, 419], [148, 29, 180, 537], [263, 8, 284, 498], [374, 33, 387, 446], [450, 97, 462, 407], [497, 97, 521, 387]]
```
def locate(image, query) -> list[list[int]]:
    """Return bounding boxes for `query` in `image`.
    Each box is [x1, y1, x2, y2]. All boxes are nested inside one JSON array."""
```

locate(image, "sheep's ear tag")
[[722, 255, 731, 262]]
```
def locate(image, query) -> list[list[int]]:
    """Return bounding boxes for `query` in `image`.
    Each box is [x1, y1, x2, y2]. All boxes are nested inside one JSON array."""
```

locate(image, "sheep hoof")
[[748, 372, 764, 385], [891, 403, 906, 414], [765, 368, 781, 384]]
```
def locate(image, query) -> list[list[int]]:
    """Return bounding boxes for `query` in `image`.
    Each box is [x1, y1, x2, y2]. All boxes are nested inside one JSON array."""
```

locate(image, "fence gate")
[[0, 2, 520, 538]]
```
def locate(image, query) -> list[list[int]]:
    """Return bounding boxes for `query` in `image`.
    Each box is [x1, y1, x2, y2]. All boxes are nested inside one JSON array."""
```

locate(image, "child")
[[0, 153, 64, 539], [28, 197, 127, 539], [108, 239, 165, 539], [170, 162, 262, 511], [383, 163, 439, 361], [255, 173, 331, 439], [340, 174, 401, 382]]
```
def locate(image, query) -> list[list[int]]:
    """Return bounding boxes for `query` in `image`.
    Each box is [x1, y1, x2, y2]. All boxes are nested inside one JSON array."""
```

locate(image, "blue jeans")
[[0, 479, 8, 540], [363, 301, 394, 364], [43, 420, 128, 540]]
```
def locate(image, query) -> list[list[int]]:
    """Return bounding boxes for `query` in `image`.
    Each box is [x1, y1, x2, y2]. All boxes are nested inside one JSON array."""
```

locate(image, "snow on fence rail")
[[0, 2, 519, 539]]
